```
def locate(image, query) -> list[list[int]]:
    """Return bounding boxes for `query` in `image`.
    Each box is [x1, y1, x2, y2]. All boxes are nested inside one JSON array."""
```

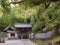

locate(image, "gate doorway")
[[15, 24, 32, 39], [11, 33, 15, 36], [18, 34, 29, 39], [11, 33, 15, 38], [23, 34, 29, 39]]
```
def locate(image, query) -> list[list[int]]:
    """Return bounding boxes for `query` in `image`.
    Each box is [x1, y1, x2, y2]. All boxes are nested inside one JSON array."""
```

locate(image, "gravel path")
[[5, 40, 24, 45], [21, 39, 37, 45], [0, 43, 4, 45], [0, 39, 37, 45]]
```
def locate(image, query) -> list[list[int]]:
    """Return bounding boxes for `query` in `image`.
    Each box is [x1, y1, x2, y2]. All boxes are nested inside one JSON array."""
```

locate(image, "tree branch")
[[10, 0, 25, 4], [44, 1, 51, 9], [1, 0, 25, 6], [0, 0, 60, 6]]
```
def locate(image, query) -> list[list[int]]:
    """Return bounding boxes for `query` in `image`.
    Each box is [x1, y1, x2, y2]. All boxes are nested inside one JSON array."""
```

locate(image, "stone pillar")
[[29, 34, 31, 38], [8, 33, 11, 38], [15, 33, 18, 38], [28, 31, 31, 39], [21, 34, 23, 39]]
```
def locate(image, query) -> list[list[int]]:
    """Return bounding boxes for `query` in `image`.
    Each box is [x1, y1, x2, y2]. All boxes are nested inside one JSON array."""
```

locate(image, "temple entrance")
[[23, 34, 29, 39], [21, 30, 29, 39], [18, 33, 29, 39], [15, 24, 32, 39], [11, 33, 15, 36], [3, 25, 18, 39], [18, 29, 30, 39], [11, 33, 15, 38], [3, 24, 32, 40]]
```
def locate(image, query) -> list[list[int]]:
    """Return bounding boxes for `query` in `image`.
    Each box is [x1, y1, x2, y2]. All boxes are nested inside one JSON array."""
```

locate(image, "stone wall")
[[30, 31, 52, 39]]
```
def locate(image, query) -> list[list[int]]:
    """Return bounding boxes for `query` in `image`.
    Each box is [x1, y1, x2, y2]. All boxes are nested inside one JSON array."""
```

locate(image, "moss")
[[32, 39, 48, 45], [49, 36, 60, 42]]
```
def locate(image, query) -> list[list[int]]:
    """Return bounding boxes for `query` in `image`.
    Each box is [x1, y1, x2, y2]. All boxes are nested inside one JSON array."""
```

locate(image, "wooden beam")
[[1, 0, 60, 6]]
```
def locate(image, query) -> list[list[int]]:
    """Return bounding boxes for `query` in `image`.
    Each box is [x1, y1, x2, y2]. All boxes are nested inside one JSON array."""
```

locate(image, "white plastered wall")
[[15, 33, 18, 38], [7, 33, 11, 38]]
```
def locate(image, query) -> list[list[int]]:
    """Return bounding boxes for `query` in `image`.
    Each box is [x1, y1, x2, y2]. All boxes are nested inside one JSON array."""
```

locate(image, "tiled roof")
[[15, 23, 32, 28], [4, 25, 16, 32]]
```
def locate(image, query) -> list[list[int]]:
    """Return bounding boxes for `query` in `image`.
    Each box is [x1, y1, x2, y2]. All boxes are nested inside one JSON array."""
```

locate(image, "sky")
[[9, 0, 20, 7]]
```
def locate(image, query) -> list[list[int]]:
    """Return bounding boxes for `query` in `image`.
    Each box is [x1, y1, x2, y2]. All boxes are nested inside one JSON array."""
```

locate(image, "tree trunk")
[[51, 27, 59, 36]]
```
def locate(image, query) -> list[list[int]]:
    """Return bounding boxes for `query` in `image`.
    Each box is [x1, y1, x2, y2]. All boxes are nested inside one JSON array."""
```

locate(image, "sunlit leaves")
[[0, 0, 11, 15], [0, 15, 14, 31], [14, 5, 37, 19], [0, 0, 60, 32], [31, 2, 60, 33]]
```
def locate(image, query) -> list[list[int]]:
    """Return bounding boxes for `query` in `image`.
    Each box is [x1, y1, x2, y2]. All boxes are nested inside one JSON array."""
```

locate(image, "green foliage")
[[32, 39, 48, 45], [30, 2, 60, 33], [0, 0, 11, 15], [0, 0, 60, 33], [0, 32, 7, 37], [0, 15, 14, 31]]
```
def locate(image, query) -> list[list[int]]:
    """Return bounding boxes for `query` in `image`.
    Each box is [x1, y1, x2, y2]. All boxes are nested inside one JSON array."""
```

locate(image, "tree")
[[0, 0, 60, 35], [30, 1, 60, 36], [0, 15, 15, 31]]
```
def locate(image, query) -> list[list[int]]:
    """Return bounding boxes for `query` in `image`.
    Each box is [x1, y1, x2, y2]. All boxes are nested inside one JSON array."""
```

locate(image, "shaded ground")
[[32, 39, 49, 45]]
